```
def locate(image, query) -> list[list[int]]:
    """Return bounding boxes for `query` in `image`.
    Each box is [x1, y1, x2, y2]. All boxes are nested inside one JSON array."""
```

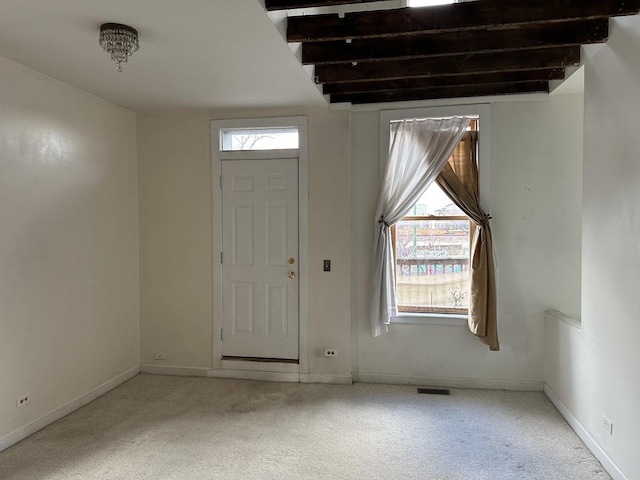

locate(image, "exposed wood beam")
[[265, 0, 385, 10], [330, 81, 550, 104], [287, 0, 639, 42], [303, 19, 608, 64], [322, 69, 566, 95], [314, 46, 580, 84]]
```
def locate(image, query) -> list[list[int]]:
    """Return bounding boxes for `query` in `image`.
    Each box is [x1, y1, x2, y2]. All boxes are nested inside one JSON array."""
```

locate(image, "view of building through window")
[[395, 184, 470, 313], [394, 121, 476, 315]]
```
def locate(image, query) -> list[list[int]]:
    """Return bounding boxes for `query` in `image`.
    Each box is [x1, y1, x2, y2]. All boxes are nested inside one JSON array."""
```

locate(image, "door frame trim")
[[211, 116, 309, 374]]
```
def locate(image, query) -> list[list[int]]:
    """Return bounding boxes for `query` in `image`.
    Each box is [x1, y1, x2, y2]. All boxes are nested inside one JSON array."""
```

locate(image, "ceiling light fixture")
[[99, 23, 139, 73]]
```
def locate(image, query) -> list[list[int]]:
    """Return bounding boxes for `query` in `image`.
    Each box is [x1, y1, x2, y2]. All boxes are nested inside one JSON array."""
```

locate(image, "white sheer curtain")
[[370, 117, 471, 337]]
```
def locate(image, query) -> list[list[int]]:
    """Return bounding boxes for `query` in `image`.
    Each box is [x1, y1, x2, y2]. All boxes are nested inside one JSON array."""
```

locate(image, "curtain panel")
[[436, 132, 499, 351], [370, 117, 471, 337]]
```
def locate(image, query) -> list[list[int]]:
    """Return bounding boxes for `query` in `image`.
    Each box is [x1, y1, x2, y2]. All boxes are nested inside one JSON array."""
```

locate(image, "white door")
[[221, 158, 299, 360]]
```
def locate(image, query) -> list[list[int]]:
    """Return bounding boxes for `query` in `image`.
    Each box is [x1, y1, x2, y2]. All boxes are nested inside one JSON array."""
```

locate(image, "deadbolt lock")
[[289, 258, 296, 264]]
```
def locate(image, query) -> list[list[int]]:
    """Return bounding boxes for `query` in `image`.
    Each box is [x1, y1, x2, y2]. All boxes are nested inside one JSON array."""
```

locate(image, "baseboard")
[[300, 373, 353, 385], [544, 384, 628, 480], [0, 365, 139, 454], [139, 364, 209, 377], [352, 372, 544, 391]]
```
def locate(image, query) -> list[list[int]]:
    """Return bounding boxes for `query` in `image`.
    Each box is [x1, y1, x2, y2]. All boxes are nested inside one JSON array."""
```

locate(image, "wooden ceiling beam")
[[287, 0, 639, 42], [314, 46, 580, 84], [303, 19, 607, 65], [322, 69, 566, 95], [330, 81, 550, 104], [265, 0, 385, 10]]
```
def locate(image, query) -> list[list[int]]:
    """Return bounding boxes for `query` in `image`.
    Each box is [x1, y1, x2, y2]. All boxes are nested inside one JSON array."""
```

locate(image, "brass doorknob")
[[288, 271, 296, 279]]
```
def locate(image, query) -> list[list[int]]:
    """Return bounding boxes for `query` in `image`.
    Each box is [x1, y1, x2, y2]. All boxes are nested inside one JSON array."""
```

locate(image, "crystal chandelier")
[[99, 23, 139, 73]]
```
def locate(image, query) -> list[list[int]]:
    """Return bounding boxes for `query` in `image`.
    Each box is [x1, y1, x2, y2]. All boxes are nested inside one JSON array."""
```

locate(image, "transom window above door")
[[220, 127, 299, 151]]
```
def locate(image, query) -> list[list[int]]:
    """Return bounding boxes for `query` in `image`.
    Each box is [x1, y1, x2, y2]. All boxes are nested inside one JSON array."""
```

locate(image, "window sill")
[[391, 313, 468, 326]]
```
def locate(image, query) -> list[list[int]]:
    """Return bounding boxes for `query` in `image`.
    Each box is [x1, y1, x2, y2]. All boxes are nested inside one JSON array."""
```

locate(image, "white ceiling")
[[0, 0, 327, 112]]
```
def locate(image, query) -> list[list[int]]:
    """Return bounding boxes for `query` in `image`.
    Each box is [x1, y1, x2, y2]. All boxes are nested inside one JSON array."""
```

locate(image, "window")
[[393, 119, 478, 316], [220, 127, 299, 151], [379, 104, 490, 325]]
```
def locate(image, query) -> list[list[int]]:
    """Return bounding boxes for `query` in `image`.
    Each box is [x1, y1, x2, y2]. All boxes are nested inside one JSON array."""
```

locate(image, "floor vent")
[[417, 388, 451, 396]]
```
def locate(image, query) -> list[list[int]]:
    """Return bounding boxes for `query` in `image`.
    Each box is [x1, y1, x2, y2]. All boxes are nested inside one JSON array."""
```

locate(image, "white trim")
[[140, 365, 209, 377], [545, 309, 582, 331], [219, 149, 299, 161], [300, 373, 353, 385], [208, 369, 301, 383], [210, 116, 309, 373], [220, 360, 300, 373], [211, 124, 223, 370], [298, 120, 310, 374], [544, 384, 628, 480], [353, 372, 544, 391], [391, 313, 468, 326], [214, 116, 307, 131], [0, 366, 139, 454]]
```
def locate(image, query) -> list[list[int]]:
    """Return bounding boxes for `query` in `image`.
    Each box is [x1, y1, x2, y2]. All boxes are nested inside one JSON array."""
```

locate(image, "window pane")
[[221, 128, 299, 151], [396, 218, 470, 312], [406, 182, 465, 216]]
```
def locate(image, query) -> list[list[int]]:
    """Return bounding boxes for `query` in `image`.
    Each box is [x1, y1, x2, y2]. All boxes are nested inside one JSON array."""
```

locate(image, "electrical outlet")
[[154, 352, 166, 360], [603, 415, 613, 435], [16, 394, 30, 408], [324, 348, 337, 357]]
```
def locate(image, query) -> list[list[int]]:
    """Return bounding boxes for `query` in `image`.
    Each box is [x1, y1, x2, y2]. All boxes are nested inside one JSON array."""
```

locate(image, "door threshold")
[[220, 357, 300, 374], [222, 356, 299, 365]]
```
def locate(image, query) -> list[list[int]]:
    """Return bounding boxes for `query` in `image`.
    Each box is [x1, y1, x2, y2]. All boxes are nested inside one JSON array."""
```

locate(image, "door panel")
[[222, 158, 299, 359], [266, 203, 288, 266], [233, 205, 254, 265], [266, 284, 287, 336], [232, 283, 254, 335]]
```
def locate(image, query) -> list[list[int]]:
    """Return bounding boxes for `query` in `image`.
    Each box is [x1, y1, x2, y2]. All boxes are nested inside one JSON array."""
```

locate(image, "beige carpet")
[[0, 374, 610, 479]]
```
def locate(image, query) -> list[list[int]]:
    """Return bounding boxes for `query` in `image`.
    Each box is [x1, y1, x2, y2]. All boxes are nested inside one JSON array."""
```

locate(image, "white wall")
[[351, 94, 583, 389], [137, 107, 351, 377], [0, 57, 140, 443], [545, 16, 640, 480]]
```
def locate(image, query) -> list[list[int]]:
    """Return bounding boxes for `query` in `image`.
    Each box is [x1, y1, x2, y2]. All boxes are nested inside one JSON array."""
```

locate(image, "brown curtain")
[[436, 132, 499, 351]]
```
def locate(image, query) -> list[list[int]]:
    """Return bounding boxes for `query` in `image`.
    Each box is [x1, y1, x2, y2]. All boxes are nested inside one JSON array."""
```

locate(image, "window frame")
[[379, 104, 491, 325]]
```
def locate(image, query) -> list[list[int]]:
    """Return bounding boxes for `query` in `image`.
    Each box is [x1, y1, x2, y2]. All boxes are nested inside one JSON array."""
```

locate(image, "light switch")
[[323, 260, 331, 272]]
